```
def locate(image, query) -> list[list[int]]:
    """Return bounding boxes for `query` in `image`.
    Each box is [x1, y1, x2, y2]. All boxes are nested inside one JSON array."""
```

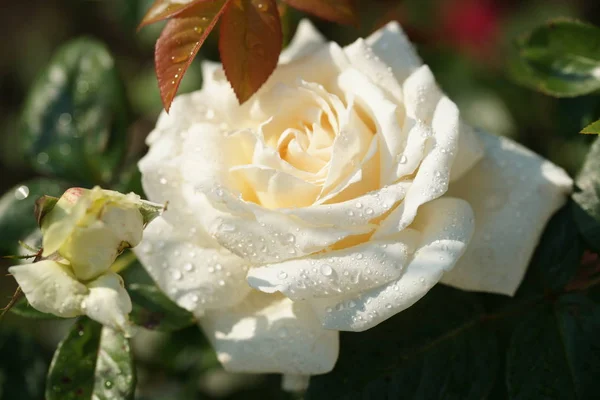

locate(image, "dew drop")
[[320, 264, 333, 276], [278, 271, 288, 280], [285, 233, 296, 244], [183, 263, 194, 272], [218, 280, 225, 286], [365, 208, 374, 215], [171, 269, 183, 280], [399, 155, 408, 164], [355, 202, 363, 209], [221, 224, 236, 232], [14, 185, 29, 200]]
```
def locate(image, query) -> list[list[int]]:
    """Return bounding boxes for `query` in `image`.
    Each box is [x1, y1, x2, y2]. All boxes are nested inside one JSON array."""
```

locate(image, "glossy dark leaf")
[[45, 318, 135, 400], [283, 0, 358, 25], [510, 19, 600, 97], [20, 38, 130, 184], [219, 0, 282, 103], [507, 295, 600, 399], [527, 202, 584, 291], [46, 318, 102, 399], [155, 0, 229, 111], [0, 179, 67, 255], [573, 136, 600, 251], [307, 286, 498, 399], [129, 283, 196, 331], [582, 119, 600, 134], [92, 326, 135, 400]]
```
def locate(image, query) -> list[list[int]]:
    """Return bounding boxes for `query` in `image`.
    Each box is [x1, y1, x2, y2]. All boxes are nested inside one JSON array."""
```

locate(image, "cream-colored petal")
[[9, 260, 87, 318], [441, 131, 572, 295], [230, 165, 321, 208], [374, 96, 461, 238], [280, 19, 326, 63], [344, 38, 403, 102], [281, 180, 410, 227], [134, 217, 251, 316], [247, 229, 420, 301], [310, 197, 474, 331], [450, 122, 485, 182], [60, 222, 121, 281], [188, 184, 373, 265], [365, 21, 422, 84], [84, 272, 132, 333], [200, 292, 339, 375], [102, 206, 144, 247], [42, 189, 93, 256]]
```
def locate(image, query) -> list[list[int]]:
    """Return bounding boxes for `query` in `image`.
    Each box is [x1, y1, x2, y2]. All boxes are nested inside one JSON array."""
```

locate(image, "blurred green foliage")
[[2, 0, 600, 399]]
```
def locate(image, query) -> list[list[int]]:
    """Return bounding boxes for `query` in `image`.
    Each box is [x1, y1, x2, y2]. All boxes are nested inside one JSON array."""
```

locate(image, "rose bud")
[[40, 187, 161, 281]]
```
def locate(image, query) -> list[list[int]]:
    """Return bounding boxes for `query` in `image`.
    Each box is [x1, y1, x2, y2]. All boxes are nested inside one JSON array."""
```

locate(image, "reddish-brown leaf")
[[283, 0, 358, 25], [155, 0, 230, 111], [219, 0, 282, 103], [140, 0, 211, 29]]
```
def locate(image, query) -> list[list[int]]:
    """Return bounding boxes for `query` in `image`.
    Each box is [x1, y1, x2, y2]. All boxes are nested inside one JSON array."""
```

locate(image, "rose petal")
[[344, 38, 404, 102], [61, 221, 121, 281], [230, 165, 321, 208], [335, 68, 401, 186], [374, 96, 461, 238], [281, 180, 410, 227], [9, 260, 87, 318], [247, 229, 420, 301], [84, 272, 132, 333], [280, 19, 326, 63], [441, 131, 572, 295], [200, 292, 338, 375], [134, 217, 251, 316], [309, 197, 474, 331], [365, 21, 422, 84]]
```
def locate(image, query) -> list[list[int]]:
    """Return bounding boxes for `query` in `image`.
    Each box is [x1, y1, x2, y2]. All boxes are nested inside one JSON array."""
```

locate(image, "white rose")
[[135, 20, 572, 385], [42, 187, 146, 280], [9, 260, 132, 332]]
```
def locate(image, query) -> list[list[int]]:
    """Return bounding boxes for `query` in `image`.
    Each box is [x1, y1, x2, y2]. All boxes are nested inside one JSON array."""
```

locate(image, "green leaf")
[[527, 202, 584, 291], [506, 295, 600, 399], [46, 318, 102, 399], [573, 136, 600, 251], [0, 179, 67, 255], [10, 296, 61, 320], [46, 318, 135, 400], [20, 38, 130, 185], [510, 19, 600, 97], [129, 283, 195, 331], [306, 286, 498, 399], [581, 119, 600, 134], [92, 326, 136, 400]]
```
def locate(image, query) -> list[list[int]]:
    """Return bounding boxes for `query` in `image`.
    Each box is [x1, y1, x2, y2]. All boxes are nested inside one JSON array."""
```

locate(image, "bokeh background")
[[1, 0, 600, 399]]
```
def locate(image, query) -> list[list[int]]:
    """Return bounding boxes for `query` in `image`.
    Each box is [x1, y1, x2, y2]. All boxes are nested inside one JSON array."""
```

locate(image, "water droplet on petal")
[[183, 263, 194, 272], [171, 269, 183, 280], [320, 264, 333, 276], [278, 271, 288, 280]]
